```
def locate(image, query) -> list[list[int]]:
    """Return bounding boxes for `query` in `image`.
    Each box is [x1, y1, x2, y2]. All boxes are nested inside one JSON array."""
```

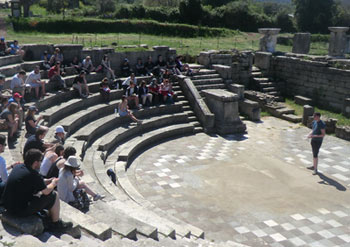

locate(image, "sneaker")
[[306, 166, 314, 170], [312, 170, 318, 175], [93, 194, 105, 201], [49, 219, 73, 232], [137, 120, 143, 125]]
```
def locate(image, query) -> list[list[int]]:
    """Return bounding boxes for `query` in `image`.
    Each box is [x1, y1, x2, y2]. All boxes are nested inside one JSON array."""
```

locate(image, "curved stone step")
[[192, 69, 217, 76], [73, 103, 184, 147], [0, 54, 22, 67], [45, 99, 122, 141], [0, 63, 22, 77], [191, 74, 220, 80], [41, 90, 123, 126], [98, 113, 190, 154]]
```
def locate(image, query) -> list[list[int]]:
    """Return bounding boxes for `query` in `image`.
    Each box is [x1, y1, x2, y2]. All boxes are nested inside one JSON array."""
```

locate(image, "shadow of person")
[[317, 172, 347, 191]]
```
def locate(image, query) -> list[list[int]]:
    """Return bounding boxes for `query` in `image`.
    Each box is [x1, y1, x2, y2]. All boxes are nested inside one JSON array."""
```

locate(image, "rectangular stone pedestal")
[[202, 89, 246, 134]]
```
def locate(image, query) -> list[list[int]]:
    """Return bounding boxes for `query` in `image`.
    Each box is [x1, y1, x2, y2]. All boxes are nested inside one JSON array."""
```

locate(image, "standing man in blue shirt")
[[307, 112, 326, 175]]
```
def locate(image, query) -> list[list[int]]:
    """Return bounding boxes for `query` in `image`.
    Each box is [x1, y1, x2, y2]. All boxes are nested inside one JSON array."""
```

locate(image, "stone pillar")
[[258, 28, 281, 53], [328, 27, 349, 57], [343, 98, 350, 118], [302, 105, 314, 126], [292, 33, 311, 54], [202, 89, 246, 134]]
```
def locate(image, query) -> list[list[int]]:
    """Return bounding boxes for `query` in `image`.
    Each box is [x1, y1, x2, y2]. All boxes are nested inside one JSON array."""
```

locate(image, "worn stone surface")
[[212, 64, 231, 79], [258, 28, 280, 53], [292, 33, 311, 54], [328, 27, 349, 57], [254, 52, 272, 71], [295, 95, 313, 106], [0, 213, 44, 236], [239, 99, 261, 121], [227, 84, 245, 100], [202, 89, 246, 134]]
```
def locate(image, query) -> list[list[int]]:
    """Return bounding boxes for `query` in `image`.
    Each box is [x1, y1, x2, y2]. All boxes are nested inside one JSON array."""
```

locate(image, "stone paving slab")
[[127, 116, 350, 247]]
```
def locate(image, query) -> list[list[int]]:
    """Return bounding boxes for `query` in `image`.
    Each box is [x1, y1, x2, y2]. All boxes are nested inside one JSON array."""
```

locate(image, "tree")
[[97, 0, 116, 14], [20, 0, 33, 17], [293, 0, 337, 33], [202, 0, 233, 7], [179, 0, 202, 24]]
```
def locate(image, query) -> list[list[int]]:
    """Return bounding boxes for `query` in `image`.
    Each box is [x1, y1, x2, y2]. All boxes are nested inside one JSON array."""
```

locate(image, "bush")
[[11, 17, 236, 38], [179, 0, 202, 25]]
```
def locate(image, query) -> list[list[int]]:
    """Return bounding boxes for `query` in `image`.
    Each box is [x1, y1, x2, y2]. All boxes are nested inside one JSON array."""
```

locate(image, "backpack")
[[69, 189, 90, 212]]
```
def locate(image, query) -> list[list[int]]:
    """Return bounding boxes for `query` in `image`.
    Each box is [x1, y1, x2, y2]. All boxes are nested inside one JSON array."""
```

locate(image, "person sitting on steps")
[[72, 71, 90, 98], [118, 95, 142, 125], [1, 149, 73, 232]]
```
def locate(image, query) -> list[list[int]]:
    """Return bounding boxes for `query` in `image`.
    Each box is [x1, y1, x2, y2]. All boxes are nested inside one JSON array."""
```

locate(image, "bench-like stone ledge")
[[0, 212, 44, 236]]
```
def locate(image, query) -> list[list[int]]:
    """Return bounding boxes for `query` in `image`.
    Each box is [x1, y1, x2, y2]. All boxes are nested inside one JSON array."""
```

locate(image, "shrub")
[[11, 17, 236, 38]]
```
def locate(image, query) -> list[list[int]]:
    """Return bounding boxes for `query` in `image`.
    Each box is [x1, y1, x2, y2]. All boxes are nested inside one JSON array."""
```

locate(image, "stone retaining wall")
[[255, 52, 350, 113]]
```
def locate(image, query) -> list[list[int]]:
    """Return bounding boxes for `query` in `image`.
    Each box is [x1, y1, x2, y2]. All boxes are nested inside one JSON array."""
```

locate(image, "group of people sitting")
[[0, 38, 25, 57]]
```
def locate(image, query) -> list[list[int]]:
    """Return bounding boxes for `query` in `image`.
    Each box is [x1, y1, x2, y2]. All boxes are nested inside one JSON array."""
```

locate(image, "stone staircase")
[[251, 66, 284, 102], [187, 64, 227, 96]]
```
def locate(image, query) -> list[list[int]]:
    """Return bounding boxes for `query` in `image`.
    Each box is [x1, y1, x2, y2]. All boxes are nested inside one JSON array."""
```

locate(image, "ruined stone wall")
[[257, 53, 350, 112]]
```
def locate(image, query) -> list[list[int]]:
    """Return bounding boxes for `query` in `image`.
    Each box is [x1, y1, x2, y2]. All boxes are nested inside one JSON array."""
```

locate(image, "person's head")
[[35, 127, 47, 140], [24, 149, 43, 170], [26, 105, 38, 117], [86, 56, 91, 61], [34, 65, 40, 74], [79, 70, 86, 77], [130, 73, 135, 79], [43, 51, 48, 56], [55, 144, 64, 157], [55, 48, 60, 54], [14, 40, 18, 46], [8, 102, 18, 114], [103, 54, 108, 61], [137, 58, 142, 64], [1, 97, 8, 106], [121, 95, 127, 103], [0, 37, 4, 43], [124, 58, 129, 64], [0, 134, 6, 153], [148, 56, 152, 61], [150, 78, 157, 86], [18, 70, 26, 78], [64, 156, 81, 173], [55, 125, 65, 139], [13, 92, 22, 102], [63, 146, 76, 160], [55, 61, 61, 67], [141, 80, 146, 87], [163, 79, 169, 84], [313, 112, 321, 121], [158, 55, 163, 61]]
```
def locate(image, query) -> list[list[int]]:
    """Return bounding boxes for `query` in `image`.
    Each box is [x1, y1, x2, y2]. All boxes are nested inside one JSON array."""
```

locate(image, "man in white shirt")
[[25, 66, 47, 99], [10, 70, 26, 96]]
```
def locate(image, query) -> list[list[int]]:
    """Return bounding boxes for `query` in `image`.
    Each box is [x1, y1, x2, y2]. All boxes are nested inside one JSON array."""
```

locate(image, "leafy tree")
[[179, 0, 202, 24], [20, 0, 34, 17], [293, 0, 337, 33], [97, 0, 116, 14], [202, 0, 233, 8]]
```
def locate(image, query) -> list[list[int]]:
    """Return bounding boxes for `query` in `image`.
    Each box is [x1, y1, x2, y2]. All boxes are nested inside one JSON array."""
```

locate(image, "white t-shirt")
[[25, 70, 41, 85]]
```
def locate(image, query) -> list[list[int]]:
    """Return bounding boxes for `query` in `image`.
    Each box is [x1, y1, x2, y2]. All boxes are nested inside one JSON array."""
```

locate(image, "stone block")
[[0, 212, 44, 236], [210, 54, 232, 66], [302, 105, 314, 126], [22, 44, 54, 61], [202, 89, 246, 134], [335, 126, 350, 141], [54, 44, 83, 64], [343, 98, 350, 118], [295, 95, 313, 106], [254, 52, 272, 71], [239, 99, 261, 121], [292, 33, 311, 54], [212, 64, 231, 79], [227, 83, 244, 100]]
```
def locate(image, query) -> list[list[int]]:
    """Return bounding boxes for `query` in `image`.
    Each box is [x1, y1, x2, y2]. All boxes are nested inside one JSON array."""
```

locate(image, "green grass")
[[285, 98, 350, 126], [5, 29, 262, 56], [261, 111, 272, 117]]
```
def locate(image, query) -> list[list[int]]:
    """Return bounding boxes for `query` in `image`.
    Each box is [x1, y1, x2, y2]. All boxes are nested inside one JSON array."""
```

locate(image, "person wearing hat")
[[10, 70, 27, 97], [81, 56, 95, 75], [57, 156, 104, 206], [25, 106, 43, 137], [0, 37, 10, 56], [1, 148, 73, 232], [25, 66, 48, 99], [51, 125, 66, 145], [8, 92, 24, 129]]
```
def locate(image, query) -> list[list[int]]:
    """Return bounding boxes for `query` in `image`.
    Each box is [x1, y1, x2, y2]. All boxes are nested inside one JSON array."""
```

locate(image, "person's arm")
[[41, 177, 59, 195], [0, 158, 8, 183], [27, 119, 36, 128], [311, 128, 326, 138]]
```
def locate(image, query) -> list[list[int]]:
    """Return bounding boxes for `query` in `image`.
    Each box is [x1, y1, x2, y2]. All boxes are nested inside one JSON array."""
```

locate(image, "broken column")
[[292, 33, 311, 54], [258, 28, 281, 53], [202, 89, 246, 134], [343, 98, 350, 118], [302, 105, 314, 126], [328, 27, 349, 57]]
